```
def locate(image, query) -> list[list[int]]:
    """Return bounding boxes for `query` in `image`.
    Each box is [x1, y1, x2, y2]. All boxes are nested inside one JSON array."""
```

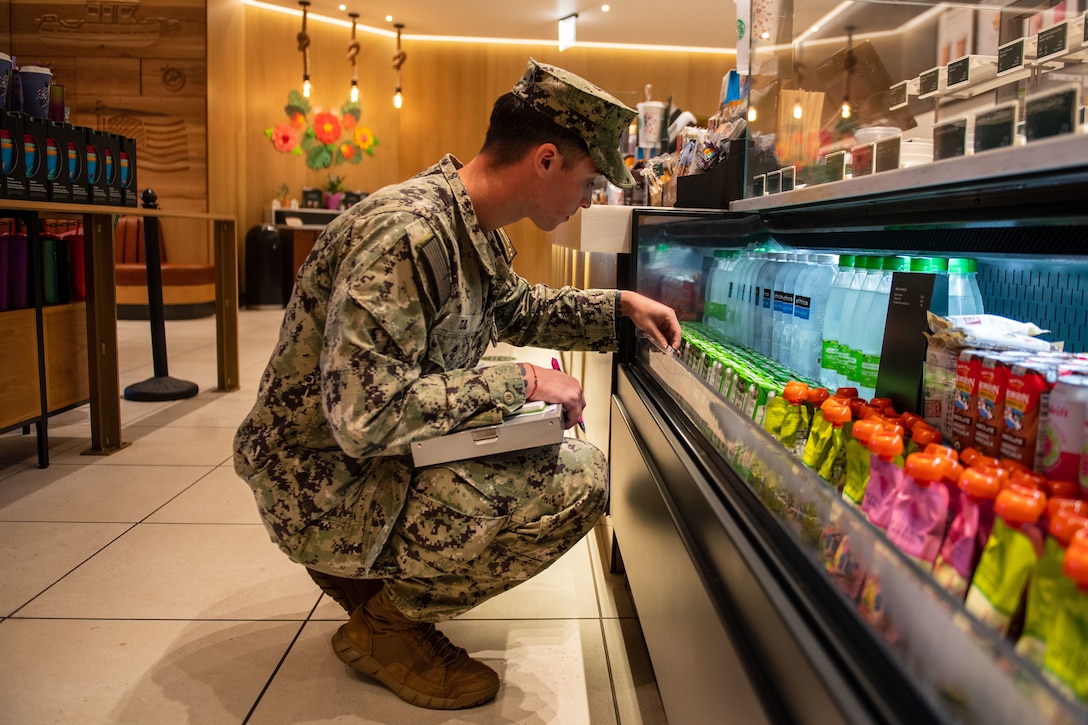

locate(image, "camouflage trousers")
[[372, 437, 607, 621]]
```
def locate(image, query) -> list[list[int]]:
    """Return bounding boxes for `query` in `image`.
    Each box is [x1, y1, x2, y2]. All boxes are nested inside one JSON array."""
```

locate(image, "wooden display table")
[[0, 200, 237, 462]]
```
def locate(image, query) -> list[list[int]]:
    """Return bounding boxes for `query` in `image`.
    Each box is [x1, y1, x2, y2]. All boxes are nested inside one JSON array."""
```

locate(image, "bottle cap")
[[783, 380, 809, 405], [904, 452, 955, 484], [947, 258, 978, 274], [994, 487, 1046, 525], [1049, 497, 1088, 523], [959, 447, 983, 466], [821, 398, 852, 425], [885, 255, 913, 272], [910, 257, 948, 272], [975, 464, 1010, 489], [869, 431, 905, 459], [924, 443, 959, 460], [1063, 539, 1088, 589], [959, 467, 1000, 499], [1049, 510, 1088, 545], [806, 387, 830, 405], [1006, 469, 1044, 490], [999, 458, 1030, 474], [910, 423, 943, 447], [851, 419, 883, 445], [900, 411, 924, 430], [835, 387, 859, 398], [1047, 479, 1079, 501], [972, 454, 1002, 470]]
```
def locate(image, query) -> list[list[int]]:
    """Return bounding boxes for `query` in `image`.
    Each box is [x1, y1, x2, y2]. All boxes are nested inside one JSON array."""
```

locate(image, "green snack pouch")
[[763, 394, 788, 439], [964, 488, 1047, 635], [842, 419, 882, 506], [778, 381, 811, 457], [1042, 533, 1088, 700], [815, 400, 851, 488]]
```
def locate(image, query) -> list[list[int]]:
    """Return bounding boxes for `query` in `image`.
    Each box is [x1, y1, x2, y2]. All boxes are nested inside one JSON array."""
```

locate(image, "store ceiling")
[[250, 0, 941, 51]]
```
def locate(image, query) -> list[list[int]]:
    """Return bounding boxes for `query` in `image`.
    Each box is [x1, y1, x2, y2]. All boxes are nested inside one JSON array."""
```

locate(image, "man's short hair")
[[479, 92, 591, 170]]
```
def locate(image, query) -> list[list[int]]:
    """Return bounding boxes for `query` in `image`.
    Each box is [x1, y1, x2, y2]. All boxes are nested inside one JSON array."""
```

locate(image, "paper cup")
[[637, 101, 666, 150], [18, 65, 52, 118], [0, 53, 11, 110]]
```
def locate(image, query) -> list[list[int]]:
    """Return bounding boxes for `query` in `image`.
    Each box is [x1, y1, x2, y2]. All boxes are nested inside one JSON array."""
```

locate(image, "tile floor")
[[0, 307, 667, 724]]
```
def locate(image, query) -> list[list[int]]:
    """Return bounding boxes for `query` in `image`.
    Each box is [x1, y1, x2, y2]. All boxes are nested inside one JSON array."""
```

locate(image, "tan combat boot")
[[332, 588, 500, 709]]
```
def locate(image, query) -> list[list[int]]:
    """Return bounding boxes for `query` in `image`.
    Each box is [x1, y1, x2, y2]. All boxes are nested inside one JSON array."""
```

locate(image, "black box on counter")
[[117, 134, 138, 207], [87, 129, 116, 205], [68, 126, 91, 205], [22, 115, 50, 202], [1, 111, 29, 200], [45, 121, 72, 203]]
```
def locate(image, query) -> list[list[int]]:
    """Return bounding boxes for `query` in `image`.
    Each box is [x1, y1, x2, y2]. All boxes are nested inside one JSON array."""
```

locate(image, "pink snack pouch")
[[885, 453, 956, 566], [933, 467, 1001, 599], [860, 431, 905, 530]]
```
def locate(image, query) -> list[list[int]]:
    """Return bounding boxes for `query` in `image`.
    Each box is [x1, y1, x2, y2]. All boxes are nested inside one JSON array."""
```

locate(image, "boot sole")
[[332, 624, 499, 710]]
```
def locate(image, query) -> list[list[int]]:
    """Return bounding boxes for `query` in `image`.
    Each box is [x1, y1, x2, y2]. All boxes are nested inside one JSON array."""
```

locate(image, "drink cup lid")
[[19, 65, 52, 75], [959, 467, 1000, 499]]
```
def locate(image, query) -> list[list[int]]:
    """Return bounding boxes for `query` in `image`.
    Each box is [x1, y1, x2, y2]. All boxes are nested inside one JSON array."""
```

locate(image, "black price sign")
[[826, 150, 846, 181], [852, 143, 874, 177], [889, 81, 908, 109], [752, 174, 765, 196], [766, 169, 781, 194], [781, 166, 795, 192], [933, 119, 967, 160], [947, 57, 971, 87], [874, 136, 901, 173], [1038, 23, 1068, 59], [919, 68, 940, 97], [998, 39, 1025, 74], [974, 104, 1017, 153]]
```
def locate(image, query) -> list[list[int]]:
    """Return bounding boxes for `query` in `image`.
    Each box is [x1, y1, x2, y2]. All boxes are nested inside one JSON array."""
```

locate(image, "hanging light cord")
[[392, 24, 406, 78], [348, 13, 360, 89], [297, 1, 311, 90]]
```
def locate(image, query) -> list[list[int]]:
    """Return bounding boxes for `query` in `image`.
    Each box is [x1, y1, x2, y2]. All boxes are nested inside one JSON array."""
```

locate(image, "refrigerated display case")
[[607, 162, 1088, 723]]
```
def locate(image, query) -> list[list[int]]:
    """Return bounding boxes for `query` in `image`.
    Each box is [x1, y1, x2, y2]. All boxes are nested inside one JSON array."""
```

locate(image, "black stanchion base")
[[124, 376, 200, 402]]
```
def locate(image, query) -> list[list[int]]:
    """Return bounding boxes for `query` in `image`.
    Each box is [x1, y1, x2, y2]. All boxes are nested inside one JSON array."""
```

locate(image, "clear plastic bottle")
[[791, 253, 838, 379], [772, 252, 805, 364], [947, 257, 985, 316], [703, 249, 734, 333], [819, 255, 856, 388], [858, 255, 911, 399], [754, 252, 782, 355], [839, 256, 881, 390]]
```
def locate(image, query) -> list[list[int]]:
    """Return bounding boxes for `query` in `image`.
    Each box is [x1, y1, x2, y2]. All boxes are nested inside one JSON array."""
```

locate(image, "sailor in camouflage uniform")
[[234, 58, 681, 710]]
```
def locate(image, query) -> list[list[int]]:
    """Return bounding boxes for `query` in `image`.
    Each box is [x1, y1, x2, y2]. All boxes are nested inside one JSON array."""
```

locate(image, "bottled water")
[[838, 255, 880, 390], [755, 252, 783, 356], [947, 257, 985, 316], [792, 253, 839, 379], [703, 250, 733, 333], [731, 251, 760, 344], [772, 252, 808, 364], [819, 255, 856, 388], [858, 255, 911, 399]]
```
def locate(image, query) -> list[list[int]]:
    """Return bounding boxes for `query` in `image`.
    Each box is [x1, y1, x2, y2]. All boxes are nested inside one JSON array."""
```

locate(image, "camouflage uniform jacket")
[[234, 154, 620, 574]]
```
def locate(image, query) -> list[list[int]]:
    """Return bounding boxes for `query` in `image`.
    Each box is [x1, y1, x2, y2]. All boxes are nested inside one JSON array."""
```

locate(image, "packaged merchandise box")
[[1, 111, 29, 200], [45, 121, 72, 203], [67, 126, 90, 205], [118, 135, 138, 207], [22, 115, 50, 202], [410, 402, 565, 467]]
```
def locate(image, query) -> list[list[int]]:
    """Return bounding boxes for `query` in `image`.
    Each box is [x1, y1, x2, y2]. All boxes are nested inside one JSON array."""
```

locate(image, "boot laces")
[[416, 623, 466, 667]]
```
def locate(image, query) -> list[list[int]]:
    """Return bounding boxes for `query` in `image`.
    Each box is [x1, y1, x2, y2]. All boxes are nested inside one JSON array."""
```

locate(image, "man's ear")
[[533, 143, 560, 177]]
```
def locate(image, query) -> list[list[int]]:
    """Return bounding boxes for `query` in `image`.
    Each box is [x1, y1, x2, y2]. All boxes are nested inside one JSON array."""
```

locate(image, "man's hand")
[[619, 291, 681, 352], [519, 363, 585, 430]]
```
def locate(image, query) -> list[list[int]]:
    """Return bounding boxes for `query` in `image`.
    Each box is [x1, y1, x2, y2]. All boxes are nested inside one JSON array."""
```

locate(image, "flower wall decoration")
[[265, 90, 379, 170]]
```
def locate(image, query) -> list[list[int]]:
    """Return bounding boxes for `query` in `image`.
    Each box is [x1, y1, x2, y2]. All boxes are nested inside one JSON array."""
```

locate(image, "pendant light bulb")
[[747, 107, 757, 123], [350, 80, 359, 103], [303, 75, 312, 98], [841, 100, 851, 119], [393, 87, 403, 109], [793, 102, 803, 120]]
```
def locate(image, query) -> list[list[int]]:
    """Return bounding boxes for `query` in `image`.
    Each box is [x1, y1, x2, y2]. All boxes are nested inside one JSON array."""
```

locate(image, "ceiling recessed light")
[[386, 14, 393, 22], [338, 3, 346, 10], [601, 4, 610, 11]]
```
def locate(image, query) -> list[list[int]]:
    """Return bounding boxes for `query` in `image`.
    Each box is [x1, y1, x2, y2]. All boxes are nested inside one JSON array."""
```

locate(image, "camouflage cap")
[[511, 58, 636, 189]]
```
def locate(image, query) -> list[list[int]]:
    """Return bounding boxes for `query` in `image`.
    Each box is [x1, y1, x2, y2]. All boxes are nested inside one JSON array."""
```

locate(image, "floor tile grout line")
[[242, 596, 324, 724]]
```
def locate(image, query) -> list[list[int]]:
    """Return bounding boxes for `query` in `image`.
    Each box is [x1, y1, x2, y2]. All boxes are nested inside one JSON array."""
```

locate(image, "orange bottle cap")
[[851, 419, 883, 445], [1049, 510, 1088, 545], [1063, 543, 1088, 588], [901, 412, 924, 430], [859, 405, 882, 420], [869, 431, 905, 459], [958, 467, 1000, 499], [959, 447, 983, 466], [836, 387, 859, 398], [924, 443, 959, 460], [973, 455, 1002, 470], [975, 464, 1010, 489], [783, 381, 809, 405], [1008, 470, 1047, 492], [806, 387, 830, 405], [849, 399, 871, 418], [1047, 479, 1080, 501], [883, 423, 906, 439], [1072, 526, 1088, 549], [994, 487, 1047, 525], [821, 399, 852, 425], [869, 397, 893, 408], [1050, 497, 1088, 522], [904, 452, 954, 484], [910, 424, 943, 447], [1000, 458, 1030, 474]]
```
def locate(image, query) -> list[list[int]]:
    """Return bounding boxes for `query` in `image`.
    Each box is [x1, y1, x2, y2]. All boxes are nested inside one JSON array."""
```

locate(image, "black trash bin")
[[245, 224, 289, 308]]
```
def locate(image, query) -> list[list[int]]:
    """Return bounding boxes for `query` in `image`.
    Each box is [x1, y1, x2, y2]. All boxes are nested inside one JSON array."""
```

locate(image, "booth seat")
[[114, 216, 215, 319]]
